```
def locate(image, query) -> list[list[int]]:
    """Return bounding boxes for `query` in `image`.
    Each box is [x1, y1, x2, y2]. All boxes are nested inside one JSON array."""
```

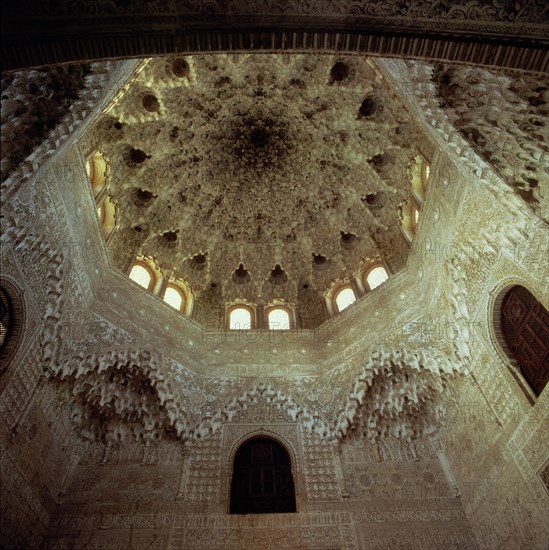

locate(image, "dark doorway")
[[230, 437, 296, 514]]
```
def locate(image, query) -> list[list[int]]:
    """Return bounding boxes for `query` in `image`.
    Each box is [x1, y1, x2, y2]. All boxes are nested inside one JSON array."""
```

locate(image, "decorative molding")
[[2, 1, 548, 71]]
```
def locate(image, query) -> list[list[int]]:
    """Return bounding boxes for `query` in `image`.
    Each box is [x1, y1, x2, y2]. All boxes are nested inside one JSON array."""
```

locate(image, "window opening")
[[268, 308, 290, 330], [129, 265, 152, 289], [163, 286, 183, 310], [230, 307, 252, 330], [230, 437, 296, 514], [366, 266, 389, 290], [500, 286, 549, 396], [335, 287, 356, 312]]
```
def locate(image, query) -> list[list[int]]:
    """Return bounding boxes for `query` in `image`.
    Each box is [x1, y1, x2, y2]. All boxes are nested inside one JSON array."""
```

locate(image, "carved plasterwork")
[[1, 216, 66, 371], [431, 64, 549, 219], [3, 0, 546, 22], [52, 349, 192, 443], [332, 348, 461, 442], [46, 342, 461, 449], [1, 64, 90, 182], [1, 61, 138, 205], [379, 59, 548, 232]]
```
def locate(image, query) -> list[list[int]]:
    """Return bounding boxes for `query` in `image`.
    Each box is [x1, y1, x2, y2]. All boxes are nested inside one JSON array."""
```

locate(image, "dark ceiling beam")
[[1, 2, 548, 72]]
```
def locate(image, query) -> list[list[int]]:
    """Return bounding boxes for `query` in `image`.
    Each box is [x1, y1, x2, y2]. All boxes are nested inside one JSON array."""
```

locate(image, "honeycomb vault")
[[91, 54, 425, 327]]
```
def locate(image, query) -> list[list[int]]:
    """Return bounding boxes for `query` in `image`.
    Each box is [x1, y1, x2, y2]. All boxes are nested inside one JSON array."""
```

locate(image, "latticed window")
[[500, 286, 549, 396], [0, 287, 11, 350], [230, 437, 296, 514], [0, 282, 24, 374]]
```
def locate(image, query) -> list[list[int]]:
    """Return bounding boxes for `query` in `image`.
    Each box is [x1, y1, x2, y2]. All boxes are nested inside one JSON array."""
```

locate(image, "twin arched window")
[[327, 264, 389, 317], [128, 258, 193, 316], [227, 305, 294, 330]]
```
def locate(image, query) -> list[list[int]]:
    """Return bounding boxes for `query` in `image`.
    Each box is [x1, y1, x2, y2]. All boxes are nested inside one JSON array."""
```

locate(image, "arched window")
[[230, 437, 296, 514], [423, 162, 430, 183], [0, 281, 25, 374], [410, 154, 430, 204], [402, 155, 430, 242], [98, 194, 117, 241], [499, 286, 549, 397], [0, 288, 11, 349], [0, 287, 11, 351], [400, 199, 421, 242], [335, 287, 356, 313], [129, 264, 153, 290], [86, 150, 108, 197], [268, 308, 290, 330], [163, 285, 184, 311], [366, 266, 389, 291], [229, 307, 252, 330]]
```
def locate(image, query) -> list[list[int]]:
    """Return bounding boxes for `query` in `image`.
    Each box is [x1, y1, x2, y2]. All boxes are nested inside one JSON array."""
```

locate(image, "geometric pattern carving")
[[2, 36, 546, 550]]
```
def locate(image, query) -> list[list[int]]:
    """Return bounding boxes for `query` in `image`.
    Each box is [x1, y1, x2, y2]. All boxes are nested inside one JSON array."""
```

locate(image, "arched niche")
[[229, 436, 297, 514]]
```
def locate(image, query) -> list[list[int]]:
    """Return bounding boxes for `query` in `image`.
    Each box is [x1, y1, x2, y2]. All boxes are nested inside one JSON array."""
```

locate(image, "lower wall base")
[[43, 505, 477, 550]]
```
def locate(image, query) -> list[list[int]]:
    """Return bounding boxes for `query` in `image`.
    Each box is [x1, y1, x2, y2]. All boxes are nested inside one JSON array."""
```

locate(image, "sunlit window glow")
[[414, 208, 420, 224], [268, 308, 290, 330], [129, 265, 152, 289], [335, 287, 356, 312], [367, 266, 389, 290], [163, 286, 183, 310], [230, 307, 252, 329], [87, 151, 107, 196]]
